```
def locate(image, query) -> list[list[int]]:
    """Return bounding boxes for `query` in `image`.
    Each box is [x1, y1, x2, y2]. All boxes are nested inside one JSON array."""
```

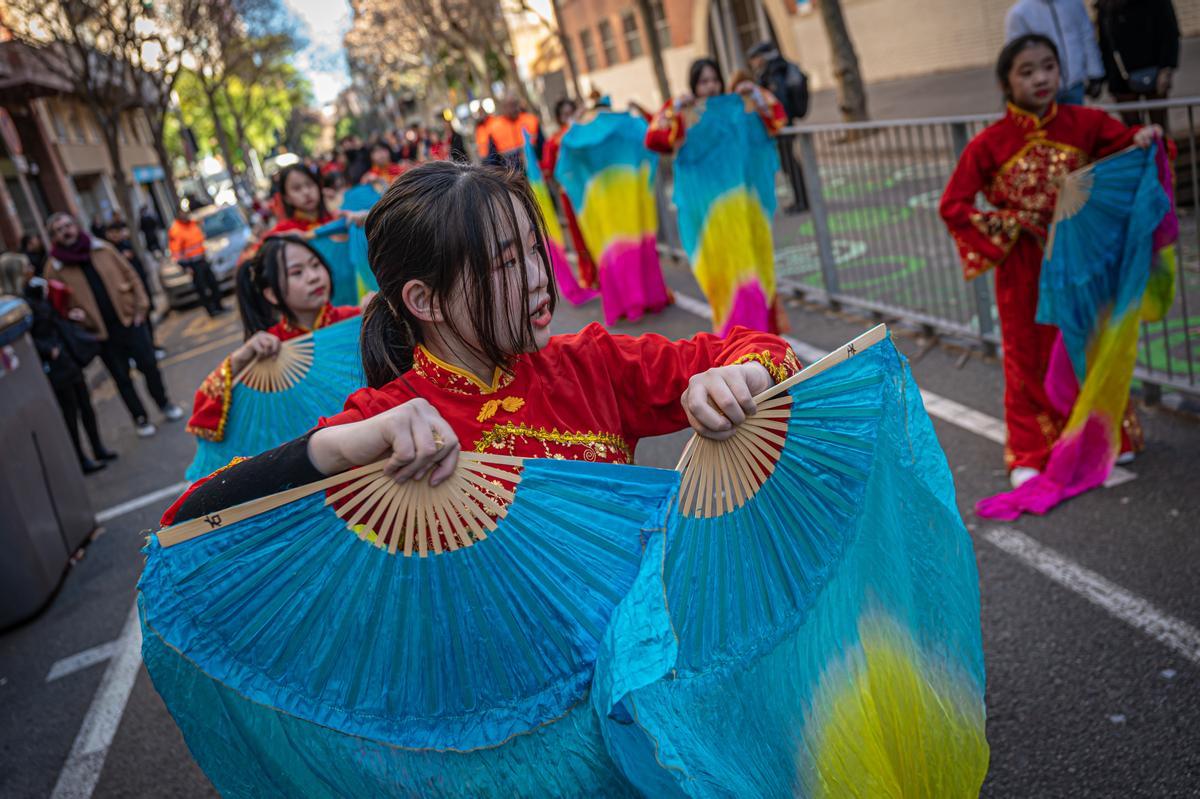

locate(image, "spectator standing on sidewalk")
[[0, 252, 116, 474], [1006, 0, 1106, 105], [106, 220, 166, 358], [1097, 0, 1180, 130], [140, 204, 164, 255], [46, 212, 184, 438], [20, 232, 47, 276], [169, 205, 227, 318], [747, 41, 809, 214]]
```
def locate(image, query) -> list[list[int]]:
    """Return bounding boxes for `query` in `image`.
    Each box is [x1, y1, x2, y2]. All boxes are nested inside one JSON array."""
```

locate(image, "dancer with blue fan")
[[940, 34, 1164, 492], [152, 161, 802, 796], [185, 237, 363, 480]]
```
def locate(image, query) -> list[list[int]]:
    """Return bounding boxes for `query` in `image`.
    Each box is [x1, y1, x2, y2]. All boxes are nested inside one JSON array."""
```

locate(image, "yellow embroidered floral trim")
[[475, 424, 632, 462], [186, 358, 234, 442], [413, 344, 515, 396], [476, 396, 525, 423], [1006, 101, 1058, 130], [731, 350, 793, 384]]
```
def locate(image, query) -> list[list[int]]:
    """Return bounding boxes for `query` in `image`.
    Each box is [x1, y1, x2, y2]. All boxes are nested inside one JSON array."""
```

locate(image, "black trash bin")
[[0, 296, 96, 628]]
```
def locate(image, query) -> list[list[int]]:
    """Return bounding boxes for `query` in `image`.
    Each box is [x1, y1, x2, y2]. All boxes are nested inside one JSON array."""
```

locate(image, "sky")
[[284, 0, 352, 107]]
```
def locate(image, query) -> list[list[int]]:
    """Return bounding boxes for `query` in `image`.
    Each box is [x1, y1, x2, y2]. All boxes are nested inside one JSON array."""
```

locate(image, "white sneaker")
[[136, 421, 158, 438], [162, 403, 185, 422], [1010, 466, 1040, 489], [1116, 451, 1136, 465]]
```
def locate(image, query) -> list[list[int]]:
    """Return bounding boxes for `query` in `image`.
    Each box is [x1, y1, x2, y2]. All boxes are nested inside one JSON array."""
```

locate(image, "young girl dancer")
[[186, 237, 360, 447], [646, 59, 788, 336], [266, 164, 366, 238], [940, 34, 1160, 488], [163, 161, 799, 524]]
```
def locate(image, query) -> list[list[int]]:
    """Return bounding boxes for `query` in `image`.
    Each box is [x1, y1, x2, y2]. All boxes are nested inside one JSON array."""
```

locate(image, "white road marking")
[[96, 482, 189, 525], [983, 527, 1200, 665], [673, 290, 1136, 488], [50, 603, 142, 799], [46, 641, 120, 683]]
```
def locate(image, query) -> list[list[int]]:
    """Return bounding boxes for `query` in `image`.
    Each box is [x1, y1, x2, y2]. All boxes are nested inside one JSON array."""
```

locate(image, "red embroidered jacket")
[[163, 324, 798, 526], [186, 304, 361, 442], [939, 102, 1143, 280]]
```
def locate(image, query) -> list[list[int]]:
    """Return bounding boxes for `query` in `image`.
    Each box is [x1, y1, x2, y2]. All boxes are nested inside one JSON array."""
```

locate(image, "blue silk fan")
[[185, 317, 365, 480], [142, 451, 679, 797], [594, 326, 991, 798], [310, 221, 359, 306], [340, 184, 382, 296]]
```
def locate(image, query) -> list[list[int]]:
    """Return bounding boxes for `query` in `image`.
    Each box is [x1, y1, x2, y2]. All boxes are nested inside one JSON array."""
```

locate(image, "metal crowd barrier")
[[654, 97, 1199, 398]]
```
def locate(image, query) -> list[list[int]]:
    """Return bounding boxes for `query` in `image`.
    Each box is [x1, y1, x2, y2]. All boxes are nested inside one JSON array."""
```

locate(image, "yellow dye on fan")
[[692, 189, 777, 330], [577, 165, 657, 252], [802, 615, 989, 798], [532, 181, 566, 245]]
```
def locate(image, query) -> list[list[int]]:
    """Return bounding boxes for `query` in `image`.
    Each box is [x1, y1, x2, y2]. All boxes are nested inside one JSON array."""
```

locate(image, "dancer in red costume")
[[940, 34, 1161, 488]]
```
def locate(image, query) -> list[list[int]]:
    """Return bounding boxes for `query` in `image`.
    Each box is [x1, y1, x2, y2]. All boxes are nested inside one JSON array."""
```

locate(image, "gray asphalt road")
[[2, 259, 1198, 798]]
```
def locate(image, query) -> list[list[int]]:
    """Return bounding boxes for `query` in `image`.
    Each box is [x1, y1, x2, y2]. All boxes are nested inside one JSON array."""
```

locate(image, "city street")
[[1, 257, 1197, 798]]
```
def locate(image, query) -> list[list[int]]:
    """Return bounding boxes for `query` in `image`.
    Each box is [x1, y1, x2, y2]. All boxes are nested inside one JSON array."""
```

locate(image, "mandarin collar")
[[1006, 101, 1058, 132], [278, 303, 330, 336], [412, 344, 515, 396]]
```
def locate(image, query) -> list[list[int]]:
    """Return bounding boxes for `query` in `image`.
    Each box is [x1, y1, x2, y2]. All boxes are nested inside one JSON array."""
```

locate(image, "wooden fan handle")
[[157, 451, 525, 547]]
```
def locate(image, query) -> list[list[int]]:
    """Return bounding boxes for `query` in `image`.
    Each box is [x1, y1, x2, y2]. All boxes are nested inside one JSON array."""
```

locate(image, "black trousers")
[[182, 256, 223, 314], [99, 323, 169, 422], [53, 378, 105, 461], [777, 137, 809, 212]]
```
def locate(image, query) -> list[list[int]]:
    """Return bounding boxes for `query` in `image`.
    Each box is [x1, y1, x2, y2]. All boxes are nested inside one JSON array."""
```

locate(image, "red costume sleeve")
[[752, 88, 787, 135], [939, 135, 1024, 280], [575, 323, 800, 440], [645, 100, 686, 154], [186, 357, 235, 441]]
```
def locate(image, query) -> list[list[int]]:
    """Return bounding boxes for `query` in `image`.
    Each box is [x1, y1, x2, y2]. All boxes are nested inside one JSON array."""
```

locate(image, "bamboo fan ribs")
[[235, 334, 316, 392], [675, 323, 888, 519]]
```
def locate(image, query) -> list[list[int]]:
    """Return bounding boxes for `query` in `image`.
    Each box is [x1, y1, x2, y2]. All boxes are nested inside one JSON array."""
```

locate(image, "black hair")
[[360, 161, 556, 388], [236, 235, 335, 338], [996, 34, 1060, 97], [19, 233, 43, 251], [273, 163, 330, 221], [688, 57, 725, 97], [553, 97, 577, 125]]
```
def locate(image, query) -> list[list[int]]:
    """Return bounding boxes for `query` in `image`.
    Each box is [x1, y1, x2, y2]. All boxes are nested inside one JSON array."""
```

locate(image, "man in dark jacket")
[[1097, 0, 1180, 130], [139, 204, 163, 255], [46, 212, 183, 438], [748, 41, 809, 214]]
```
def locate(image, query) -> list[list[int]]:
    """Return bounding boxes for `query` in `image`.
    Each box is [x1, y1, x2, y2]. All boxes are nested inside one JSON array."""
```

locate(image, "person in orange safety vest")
[[168, 205, 226, 317]]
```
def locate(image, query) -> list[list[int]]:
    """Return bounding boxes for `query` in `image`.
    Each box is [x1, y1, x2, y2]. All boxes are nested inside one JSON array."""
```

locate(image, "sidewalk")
[[803, 37, 1200, 124]]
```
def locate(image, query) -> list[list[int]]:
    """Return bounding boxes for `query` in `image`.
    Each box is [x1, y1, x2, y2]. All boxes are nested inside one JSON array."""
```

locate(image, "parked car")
[[159, 204, 253, 309]]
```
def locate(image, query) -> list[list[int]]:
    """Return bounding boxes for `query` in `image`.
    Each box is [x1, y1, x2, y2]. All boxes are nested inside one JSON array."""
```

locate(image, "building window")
[[621, 10, 643, 59], [50, 101, 68, 141], [651, 0, 670, 49], [598, 19, 619, 67], [580, 29, 598, 72]]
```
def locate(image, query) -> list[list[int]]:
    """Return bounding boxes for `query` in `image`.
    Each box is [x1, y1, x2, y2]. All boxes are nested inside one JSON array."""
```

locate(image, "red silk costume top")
[[164, 324, 799, 526], [266, 210, 337, 238], [939, 102, 1140, 279], [644, 88, 787, 154], [186, 304, 361, 442], [939, 102, 1142, 471]]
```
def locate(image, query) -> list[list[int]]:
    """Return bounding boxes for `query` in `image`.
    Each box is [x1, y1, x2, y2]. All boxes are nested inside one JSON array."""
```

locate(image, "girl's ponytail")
[[235, 250, 276, 339], [361, 293, 415, 388]]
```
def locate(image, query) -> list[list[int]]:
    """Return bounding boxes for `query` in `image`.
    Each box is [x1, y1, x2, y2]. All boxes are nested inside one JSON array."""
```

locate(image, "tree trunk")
[[223, 86, 258, 188], [147, 109, 181, 212], [201, 80, 246, 206], [548, 0, 582, 100], [635, 0, 671, 104], [815, 0, 868, 122]]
